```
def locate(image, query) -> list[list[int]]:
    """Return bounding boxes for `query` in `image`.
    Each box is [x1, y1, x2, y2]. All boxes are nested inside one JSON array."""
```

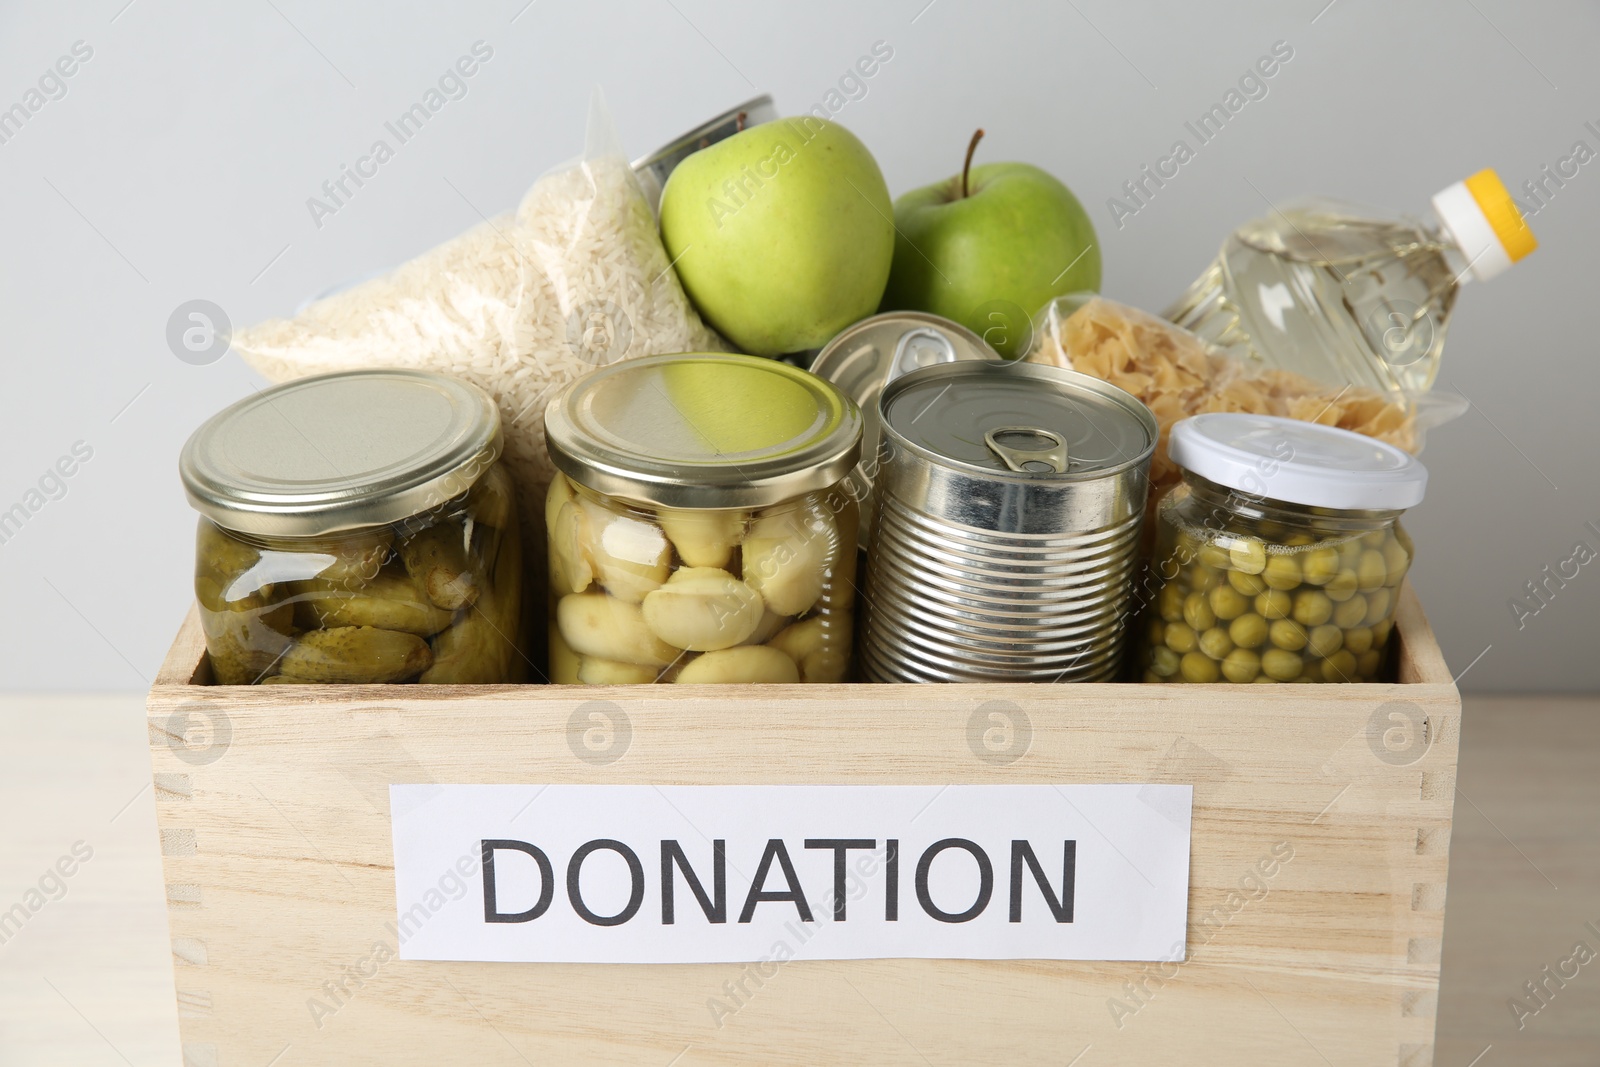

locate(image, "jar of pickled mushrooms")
[[542, 353, 863, 684]]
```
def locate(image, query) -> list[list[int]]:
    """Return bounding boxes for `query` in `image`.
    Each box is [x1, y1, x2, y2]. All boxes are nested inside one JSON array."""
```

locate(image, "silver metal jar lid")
[[880, 361, 1156, 479], [180, 370, 502, 537], [544, 353, 862, 509]]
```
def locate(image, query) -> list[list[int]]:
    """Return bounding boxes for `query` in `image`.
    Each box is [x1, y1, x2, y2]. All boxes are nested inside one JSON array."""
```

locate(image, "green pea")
[[1222, 648, 1261, 683], [1229, 613, 1269, 649], [1187, 564, 1222, 592], [1364, 588, 1393, 627], [1165, 622, 1198, 654], [1198, 627, 1234, 661], [1381, 537, 1410, 582], [1332, 595, 1368, 629], [1301, 547, 1340, 586], [1356, 550, 1387, 592], [1262, 553, 1302, 590], [1180, 651, 1220, 683], [1229, 537, 1268, 575], [1175, 530, 1207, 558], [1228, 568, 1267, 595], [1209, 584, 1250, 621], [1394, 523, 1414, 556], [1261, 648, 1303, 681], [1255, 589, 1293, 620], [1372, 618, 1394, 646], [1147, 617, 1166, 646], [1307, 623, 1344, 659], [1322, 649, 1359, 682], [1159, 583, 1186, 622], [1357, 649, 1382, 678], [1150, 645, 1180, 677], [1292, 589, 1333, 626], [1252, 674, 1279, 683], [1324, 569, 1359, 602], [1184, 591, 1217, 631], [1360, 529, 1388, 549], [1343, 627, 1374, 655], [1198, 543, 1233, 570], [1269, 618, 1308, 651]]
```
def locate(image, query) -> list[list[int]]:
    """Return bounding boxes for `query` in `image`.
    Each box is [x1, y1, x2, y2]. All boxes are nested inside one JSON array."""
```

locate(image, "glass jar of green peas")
[[1138, 414, 1428, 684]]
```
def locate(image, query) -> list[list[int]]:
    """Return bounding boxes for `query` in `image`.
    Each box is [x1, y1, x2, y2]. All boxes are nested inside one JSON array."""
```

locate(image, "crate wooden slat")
[[147, 583, 1458, 1066]]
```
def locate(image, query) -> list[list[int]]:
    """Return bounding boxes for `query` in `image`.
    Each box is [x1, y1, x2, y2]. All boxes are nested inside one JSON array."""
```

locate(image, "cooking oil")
[[1165, 171, 1536, 403]]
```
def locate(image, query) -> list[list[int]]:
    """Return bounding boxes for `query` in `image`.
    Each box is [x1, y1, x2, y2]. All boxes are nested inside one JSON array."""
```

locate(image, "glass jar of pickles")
[[1138, 413, 1427, 684], [179, 370, 524, 685], [542, 353, 863, 684]]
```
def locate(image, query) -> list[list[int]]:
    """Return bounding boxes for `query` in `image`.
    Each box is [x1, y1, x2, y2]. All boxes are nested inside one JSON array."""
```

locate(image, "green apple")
[[880, 130, 1100, 358], [659, 117, 894, 356]]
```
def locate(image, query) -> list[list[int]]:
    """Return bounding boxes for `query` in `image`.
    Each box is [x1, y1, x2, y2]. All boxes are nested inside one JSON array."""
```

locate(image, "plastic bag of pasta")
[[1026, 294, 1418, 501]]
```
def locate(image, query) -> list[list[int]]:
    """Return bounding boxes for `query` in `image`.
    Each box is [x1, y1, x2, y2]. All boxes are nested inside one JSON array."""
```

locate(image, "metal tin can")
[[632, 94, 778, 212], [809, 311, 998, 543], [860, 361, 1157, 683]]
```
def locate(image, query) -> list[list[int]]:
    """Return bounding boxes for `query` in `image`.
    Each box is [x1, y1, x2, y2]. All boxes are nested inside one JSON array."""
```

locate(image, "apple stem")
[[962, 128, 984, 199], [736, 110, 747, 133]]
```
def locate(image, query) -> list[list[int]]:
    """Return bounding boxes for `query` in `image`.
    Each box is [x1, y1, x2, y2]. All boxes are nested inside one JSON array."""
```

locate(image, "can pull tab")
[[886, 327, 960, 382], [984, 426, 1069, 474]]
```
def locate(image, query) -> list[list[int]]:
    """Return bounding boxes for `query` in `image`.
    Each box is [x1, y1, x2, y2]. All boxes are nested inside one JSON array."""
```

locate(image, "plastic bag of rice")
[[232, 94, 725, 564]]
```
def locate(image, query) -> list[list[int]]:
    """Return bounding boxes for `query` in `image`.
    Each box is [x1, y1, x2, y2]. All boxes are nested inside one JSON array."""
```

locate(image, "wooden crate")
[[147, 583, 1459, 1066]]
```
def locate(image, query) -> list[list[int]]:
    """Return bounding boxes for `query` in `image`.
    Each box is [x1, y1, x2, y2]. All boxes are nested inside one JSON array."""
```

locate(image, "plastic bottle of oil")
[[1165, 170, 1536, 401]]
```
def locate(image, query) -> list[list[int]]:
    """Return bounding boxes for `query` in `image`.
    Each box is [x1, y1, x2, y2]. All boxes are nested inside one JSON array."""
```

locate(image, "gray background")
[[0, 0, 1593, 692]]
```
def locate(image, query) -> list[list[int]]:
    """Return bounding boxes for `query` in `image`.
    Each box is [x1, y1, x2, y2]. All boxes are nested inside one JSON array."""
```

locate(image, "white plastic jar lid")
[[1168, 413, 1427, 511]]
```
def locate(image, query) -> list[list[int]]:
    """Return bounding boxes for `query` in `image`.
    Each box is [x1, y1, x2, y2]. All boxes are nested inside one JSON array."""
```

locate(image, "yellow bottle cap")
[[1465, 169, 1538, 262], [1432, 168, 1537, 281]]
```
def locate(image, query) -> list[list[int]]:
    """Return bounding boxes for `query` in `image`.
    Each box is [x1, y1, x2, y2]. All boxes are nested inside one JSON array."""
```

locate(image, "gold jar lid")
[[543, 353, 862, 509], [179, 370, 501, 537]]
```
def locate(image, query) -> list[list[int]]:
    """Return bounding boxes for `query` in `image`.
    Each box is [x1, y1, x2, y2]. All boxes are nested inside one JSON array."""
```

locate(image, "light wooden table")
[[1, 693, 1595, 1066]]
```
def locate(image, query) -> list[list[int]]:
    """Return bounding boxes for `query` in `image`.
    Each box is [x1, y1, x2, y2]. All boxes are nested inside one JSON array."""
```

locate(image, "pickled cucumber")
[[195, 465, 523, 684], [309, 532, 393, 587], [199, 602, 294, 684], [278, 626, 432, 683], [468, 464, 515, 530], [295, 575, 454, 636], [400, 522, 480, 611], [196, 520, 264, 591], [420, 604, 514, 683], [423, 519, 524, 684]]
